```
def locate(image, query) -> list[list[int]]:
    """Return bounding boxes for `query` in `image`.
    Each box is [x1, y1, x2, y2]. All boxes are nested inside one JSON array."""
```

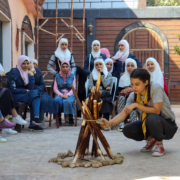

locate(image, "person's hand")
[[106, 86, 111, 91], [123, 103, 137, 114], [101, 118, 111, 129], [111, 58, 116, 63], [121, 89, 126, 93], [43, 71, 48, 78], [27, 89, 29, 92], [28, 71, 34, 76], [126, 87, 133, 92], [63, 94, 68, 99]]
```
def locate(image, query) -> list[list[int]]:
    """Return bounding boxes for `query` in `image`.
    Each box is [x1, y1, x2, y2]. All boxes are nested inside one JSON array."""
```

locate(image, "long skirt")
[[40, 92, 58, 114], [117, 96, 137, 124], [0, 88, 19, 117], [55, 94, 75, 115]]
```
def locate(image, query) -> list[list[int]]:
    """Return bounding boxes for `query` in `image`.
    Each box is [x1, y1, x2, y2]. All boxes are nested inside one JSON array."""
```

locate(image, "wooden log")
[[93, 100, 98, 120], [94, 73, 102, 100]]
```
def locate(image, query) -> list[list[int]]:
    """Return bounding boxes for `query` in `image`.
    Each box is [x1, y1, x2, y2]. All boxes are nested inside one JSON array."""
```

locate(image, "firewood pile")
[[48, 74, 124, 168]]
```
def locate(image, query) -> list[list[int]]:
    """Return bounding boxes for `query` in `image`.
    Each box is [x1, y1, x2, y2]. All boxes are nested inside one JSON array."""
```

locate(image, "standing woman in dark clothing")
[[8, 55, 43, 132], [47, 38, 76, 75], [83, 40, 107, 75], [112, 39, 142, 84]]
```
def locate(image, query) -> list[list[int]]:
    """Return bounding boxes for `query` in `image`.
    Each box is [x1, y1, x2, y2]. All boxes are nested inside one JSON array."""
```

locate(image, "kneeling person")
[[102, 69, 177, 157]]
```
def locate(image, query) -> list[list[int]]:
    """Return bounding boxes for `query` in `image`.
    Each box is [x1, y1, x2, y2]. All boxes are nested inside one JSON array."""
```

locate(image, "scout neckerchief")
[[134, 87, 148, 139]]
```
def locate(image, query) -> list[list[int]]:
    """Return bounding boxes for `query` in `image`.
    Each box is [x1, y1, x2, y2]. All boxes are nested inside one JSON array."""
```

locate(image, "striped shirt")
[[47, 53, 76, 75]]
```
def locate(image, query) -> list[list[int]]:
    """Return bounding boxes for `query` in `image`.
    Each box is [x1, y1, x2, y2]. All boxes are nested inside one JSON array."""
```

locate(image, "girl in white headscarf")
[[83, 40, 107, 75], [146, 57, 168, 95], [105, 58, 114, 73], [47, 38, 76, 75], [117, 58, 138, 132], [112, 39, 142, 89], [89, 58, 112, 130]]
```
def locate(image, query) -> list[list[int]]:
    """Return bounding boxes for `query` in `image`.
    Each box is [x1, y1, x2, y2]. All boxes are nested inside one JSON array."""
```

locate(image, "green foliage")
[[174, 34, 180, 55], [147, 0, 180, 6]]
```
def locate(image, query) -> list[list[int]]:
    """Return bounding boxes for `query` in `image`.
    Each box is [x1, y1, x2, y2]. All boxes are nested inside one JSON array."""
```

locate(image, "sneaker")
[[12, 115, 27, 125], [32, 118, 43, 126], [0, 119, 16, 129], [140, 139, 156, 152], [44, 116, 49, 122], [2, 128, 18, 135], [42, 121, 47, 129], [28, 125, 43, 132], [152, 144, 165, 157], [118, 122, 125, 132], [0, 136, 7, 143]]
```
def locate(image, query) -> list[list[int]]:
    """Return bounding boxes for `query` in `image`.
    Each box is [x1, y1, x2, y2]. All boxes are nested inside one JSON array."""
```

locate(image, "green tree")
[[147, 0, 180, 6], [174, 34, 180, 55]]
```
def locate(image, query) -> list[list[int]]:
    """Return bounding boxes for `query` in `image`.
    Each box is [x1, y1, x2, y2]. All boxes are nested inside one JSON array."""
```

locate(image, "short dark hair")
[[130, 68, 151, 102]]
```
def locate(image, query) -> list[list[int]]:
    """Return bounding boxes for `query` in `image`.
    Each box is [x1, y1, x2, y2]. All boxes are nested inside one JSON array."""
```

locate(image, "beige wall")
[[8, 0, 35, 67]]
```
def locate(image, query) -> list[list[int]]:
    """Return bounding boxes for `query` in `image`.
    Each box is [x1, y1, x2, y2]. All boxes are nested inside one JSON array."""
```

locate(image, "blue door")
[[0, 21, 2, 65]]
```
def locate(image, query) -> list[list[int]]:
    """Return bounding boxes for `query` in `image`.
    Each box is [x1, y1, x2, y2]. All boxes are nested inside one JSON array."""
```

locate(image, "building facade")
[[0, 0, 43, 72], [39, 0, 180, 102]]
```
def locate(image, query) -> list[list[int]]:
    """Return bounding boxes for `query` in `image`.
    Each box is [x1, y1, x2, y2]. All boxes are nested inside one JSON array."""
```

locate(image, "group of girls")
[[1, 36, 177, 157]]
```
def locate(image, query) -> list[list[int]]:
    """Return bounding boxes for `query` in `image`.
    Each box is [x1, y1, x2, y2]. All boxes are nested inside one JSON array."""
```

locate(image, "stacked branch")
[[71, 73, 114, 165]]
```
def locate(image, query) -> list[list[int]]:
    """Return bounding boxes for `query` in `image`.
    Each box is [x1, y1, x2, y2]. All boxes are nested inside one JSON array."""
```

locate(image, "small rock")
[[75, 163, 80, 167], [70, 163, 76, 168], [58, 158, 64, 162], [92, 164, 99, 168], [62, 162, 69, 167], [115, 158, 123, 164], [100, 160, 109, 166], [84, 163, 91, 168], [108, 159, 115, 165], [98, 162, 102, 167], [48, 157, 58, 163], [57, 162, 62, 165]]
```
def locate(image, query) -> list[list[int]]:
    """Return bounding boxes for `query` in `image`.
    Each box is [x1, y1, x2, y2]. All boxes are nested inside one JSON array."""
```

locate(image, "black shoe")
[[32, 118, 43, 127], [58, 117, 62, 126], [28, 125, 43, 132], [69, 114, 74, 126]]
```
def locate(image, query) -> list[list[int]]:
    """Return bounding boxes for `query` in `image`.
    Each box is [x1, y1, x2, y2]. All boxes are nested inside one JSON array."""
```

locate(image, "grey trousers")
[[123, 114, 178, 141]]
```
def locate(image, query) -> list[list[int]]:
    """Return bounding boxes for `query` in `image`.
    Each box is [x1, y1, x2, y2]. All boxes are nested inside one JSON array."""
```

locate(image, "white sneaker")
[[118, 122, 125, 132], [2, 128, 18, 135], [42, 121, 46, 129], [12, 115, 28, 125], [0, 136, 7, 143]]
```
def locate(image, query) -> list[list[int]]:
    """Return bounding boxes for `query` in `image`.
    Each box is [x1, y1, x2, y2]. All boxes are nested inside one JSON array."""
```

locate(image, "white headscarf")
[[91, 40, 101, 59], [92, 58, 108, 81], [112, 39, 129, 62], [105, 58, 113, 73], [31, 59, 38, 65], [119, 58, 137, 87], [146, 57, 164, 88], [54, 38, 71, 61]]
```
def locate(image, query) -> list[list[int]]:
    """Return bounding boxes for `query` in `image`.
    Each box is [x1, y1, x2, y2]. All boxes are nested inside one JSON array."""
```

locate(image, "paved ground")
[[0, 106, 180, 180]]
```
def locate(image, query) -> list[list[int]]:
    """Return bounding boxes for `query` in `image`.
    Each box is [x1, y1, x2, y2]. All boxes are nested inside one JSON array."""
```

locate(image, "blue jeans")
[[30, 97, 41, 126]]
